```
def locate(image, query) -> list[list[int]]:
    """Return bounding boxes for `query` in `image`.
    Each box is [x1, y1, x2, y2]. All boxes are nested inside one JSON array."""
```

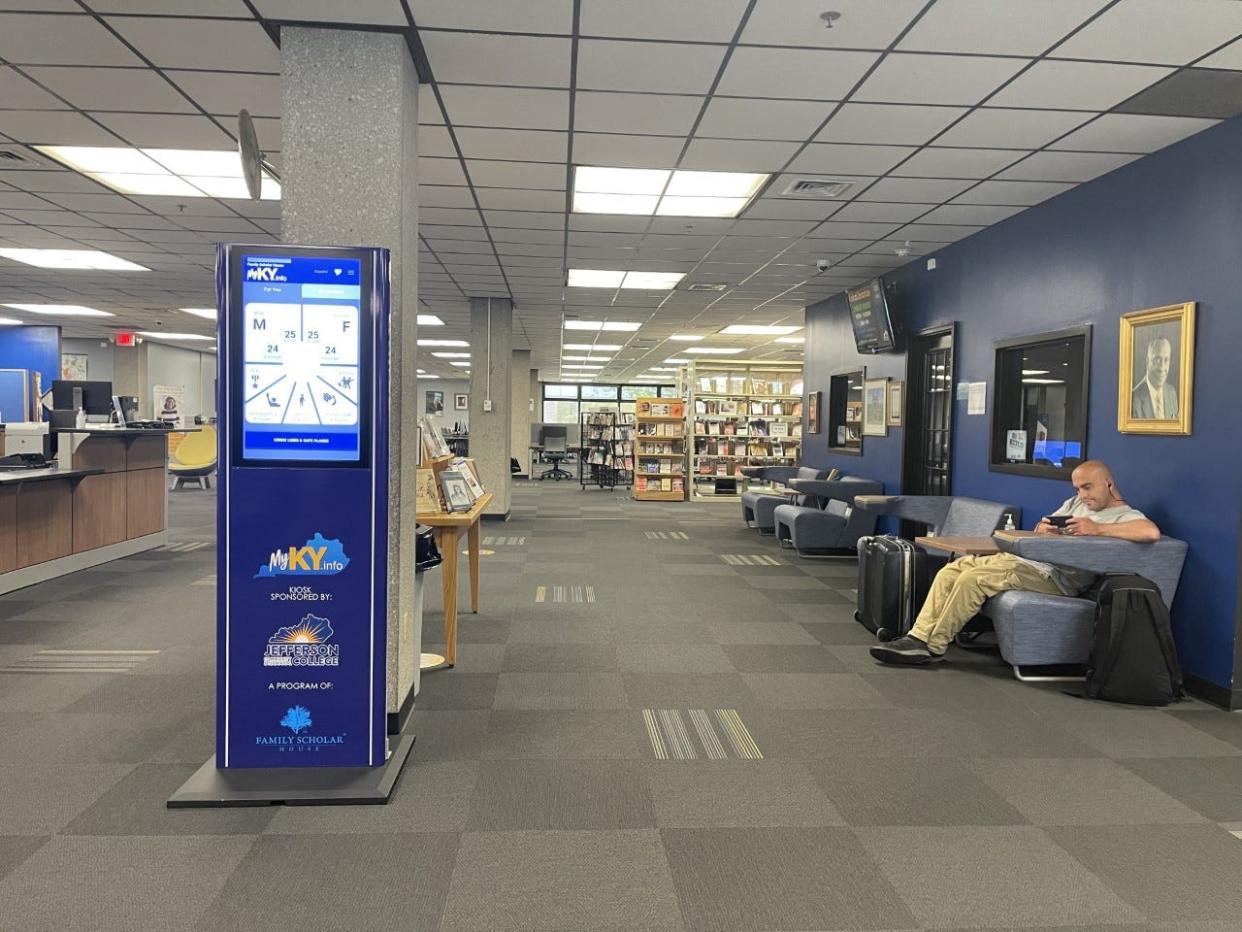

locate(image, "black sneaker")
[[870, 635, 944, 666]]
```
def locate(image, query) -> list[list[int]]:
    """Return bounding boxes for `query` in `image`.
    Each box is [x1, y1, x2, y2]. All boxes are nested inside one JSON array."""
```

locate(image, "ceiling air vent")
[[780, 177, 856, 199], [0, 145, 56, 169]]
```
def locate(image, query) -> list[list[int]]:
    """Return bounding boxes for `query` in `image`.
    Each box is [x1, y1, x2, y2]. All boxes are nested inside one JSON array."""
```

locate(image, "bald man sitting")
[[870, 461, 1161, 666]]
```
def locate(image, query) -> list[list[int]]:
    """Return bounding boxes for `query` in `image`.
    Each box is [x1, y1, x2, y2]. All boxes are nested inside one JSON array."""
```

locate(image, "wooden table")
[[915, 535, 1001, 556], [418, 491, 493, 669]]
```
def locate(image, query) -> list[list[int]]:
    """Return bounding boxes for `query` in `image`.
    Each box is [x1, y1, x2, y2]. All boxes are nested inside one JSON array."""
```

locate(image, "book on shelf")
[[792, 423, 803, 438], [792, 379, 804, 395], [713, 375, 729, 393], [728, 376, 746, 394], [750, 419, 769, 437], [637, 399, 652, 416], [671, 477, 684, 493], [771, 421, 789, 438], [792, 401, 803, 417], [415, 468, 441, 514], [716, 463, 729, 476], [751, 378, 769, 395], [635, 476, 647, 492]]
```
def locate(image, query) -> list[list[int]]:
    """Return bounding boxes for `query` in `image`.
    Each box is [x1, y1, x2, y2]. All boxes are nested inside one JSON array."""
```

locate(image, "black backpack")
[[1082, 574, 1184, 706]]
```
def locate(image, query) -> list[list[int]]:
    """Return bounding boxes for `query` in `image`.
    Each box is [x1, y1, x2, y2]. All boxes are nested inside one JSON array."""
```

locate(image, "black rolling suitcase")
[[854, 535, 933, 641]]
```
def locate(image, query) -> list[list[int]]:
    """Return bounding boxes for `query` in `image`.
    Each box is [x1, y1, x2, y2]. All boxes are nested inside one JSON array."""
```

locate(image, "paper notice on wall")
[[956, 381, 970, 401], [154, 384, 186, 428], [967, 382, 987, 415], [1006, 429, 1027, 461]]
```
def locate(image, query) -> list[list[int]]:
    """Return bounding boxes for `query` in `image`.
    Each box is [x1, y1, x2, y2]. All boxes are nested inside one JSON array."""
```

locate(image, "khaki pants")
[[910, 553, 1062, 655]]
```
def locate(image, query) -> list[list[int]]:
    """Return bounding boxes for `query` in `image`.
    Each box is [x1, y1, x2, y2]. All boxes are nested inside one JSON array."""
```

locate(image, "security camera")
[[816, 258, 831, 272]]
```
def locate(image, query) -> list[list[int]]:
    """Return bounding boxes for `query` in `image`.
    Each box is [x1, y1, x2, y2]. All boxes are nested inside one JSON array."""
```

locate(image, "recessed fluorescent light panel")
[[669, 335, 705, 342], [563, 320, 642, 332], [432, 352, 471, 359], [567, 269, 685, 290], [136, 332, 213, 341], [562, 364, 604, 370], [37, 146, 280, 200], [647, 367, 676, 372], [776, 336, 805, 344], [417, 314, 444, 326], [573, 166, 767, 218], [562, 355, 612, 362], [421, 374, 440, 379], [181, 307, 217, 320], [720, 325, 802, 336], [564, 343, 622, 351], [0, 318, 21, 325], [418, 339, 468, 347], [0, 248, 149, 271], [664, 358, 690, 364], [4, 303, 113, 317], [450, 361, 470, 368], [685, 347, 745, 355]]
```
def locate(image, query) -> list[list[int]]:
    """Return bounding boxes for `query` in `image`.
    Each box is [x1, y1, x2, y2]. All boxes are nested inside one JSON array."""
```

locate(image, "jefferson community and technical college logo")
[[263, 613, 340, 668], [255, 532, 350, 578]]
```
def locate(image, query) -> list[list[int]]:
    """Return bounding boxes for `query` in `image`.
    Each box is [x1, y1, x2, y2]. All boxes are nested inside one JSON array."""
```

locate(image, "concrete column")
[[469, 297, 512, 518], [280, 27, 420, 729], [113, 342, 148, 409], [510, 349, 532, 470]]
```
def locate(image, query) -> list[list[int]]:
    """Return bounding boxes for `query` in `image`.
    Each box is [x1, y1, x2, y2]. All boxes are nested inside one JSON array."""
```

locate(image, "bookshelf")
[[580, 410, 635, 490], [687, 361, 804, 498], [633, 397, 687, 501]]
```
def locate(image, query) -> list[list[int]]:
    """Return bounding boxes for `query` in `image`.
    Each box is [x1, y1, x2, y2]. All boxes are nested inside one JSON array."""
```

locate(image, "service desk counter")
[[0, 429, 172, 594]]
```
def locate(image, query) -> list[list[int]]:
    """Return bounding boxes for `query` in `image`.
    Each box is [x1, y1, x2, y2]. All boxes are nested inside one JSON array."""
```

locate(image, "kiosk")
[[170, 243, 413, 806]]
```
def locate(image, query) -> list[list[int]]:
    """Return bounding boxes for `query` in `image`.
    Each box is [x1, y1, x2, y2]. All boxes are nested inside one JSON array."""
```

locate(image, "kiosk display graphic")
[[216, 244, 389, 771]]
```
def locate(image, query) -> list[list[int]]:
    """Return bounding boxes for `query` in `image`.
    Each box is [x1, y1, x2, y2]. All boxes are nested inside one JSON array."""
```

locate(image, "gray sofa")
[[740, 466, 831, 533], [854, 494, 1021, 537], [982, 534, 1188, 678], [772, 476, 883, 555]]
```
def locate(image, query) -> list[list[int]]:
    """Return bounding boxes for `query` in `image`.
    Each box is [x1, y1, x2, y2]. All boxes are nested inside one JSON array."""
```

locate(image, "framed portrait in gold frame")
[[1117, 301, 1195, 436]]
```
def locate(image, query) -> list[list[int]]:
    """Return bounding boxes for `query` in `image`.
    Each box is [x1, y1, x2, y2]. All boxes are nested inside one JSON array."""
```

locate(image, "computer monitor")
[[52, 380, 113, 418], [111, 394, 139, 425]]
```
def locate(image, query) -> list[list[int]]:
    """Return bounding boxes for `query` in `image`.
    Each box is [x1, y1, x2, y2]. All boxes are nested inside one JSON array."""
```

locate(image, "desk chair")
[[539, 427, 573, 480]]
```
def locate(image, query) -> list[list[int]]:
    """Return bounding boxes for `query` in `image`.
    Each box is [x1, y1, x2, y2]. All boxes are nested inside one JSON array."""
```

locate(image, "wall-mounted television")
[[846, 278, 896, 353]]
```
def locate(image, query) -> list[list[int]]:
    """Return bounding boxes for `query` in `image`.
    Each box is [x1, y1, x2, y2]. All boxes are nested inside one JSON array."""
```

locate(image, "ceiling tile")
[[892, 147, 1028, 179], [0, 170, 110, 194], [1116, 68, 1242, 119], [787, 143, 916, 176], [573, 132, 683, 169], [728, 218, 819, 237], [92, 112, 234, 148], [417, 124, 457, 159], [0, 14, 141, 66], [698, 98, 835, 141], [679, 138, 799, 171], [997, 150, 1139, 182], [38, 192, 149, 213], [1049, 113, 1219, 153], [24, 66, 196, 114], [106, 17, 280, 71], [455, 127, 567, 163], [742, 198, 844, 221], [858, 176, 976, 203], [475, 188, 566, 212], [898, 0, 1109, 55], [0, 110, 118, 146], [831, 201, 929, 223], [577, 40, 727, 95], [716, 47, 876, 100], [411, 0, 573, 32], [988, 60, 1173, 110], [439, 86, 569, 131], [418, 85, 445, 125], [898, 222, 983, 242], [423, 32, 571, 87], [251, 0, 406, 25], [166, 70, 282, 117], [816, 103, 968, 145], [854, 53, 1029, 105], [952, 179, 1076, 206], [467, 159, 566, 190], [807, 220, 902, 240], [937, 108, 1093, 148], [485, 210, 564, 231], [575, 91, 703, 136], [0, 66, 71, 109], [420, 186, 477, 209], [740, 0, 926, 48], [1052, 0, 1242, 65], [1198, 37, 1242, 71], [917, 203, 1023, 225], [580, 0, 748, 41]]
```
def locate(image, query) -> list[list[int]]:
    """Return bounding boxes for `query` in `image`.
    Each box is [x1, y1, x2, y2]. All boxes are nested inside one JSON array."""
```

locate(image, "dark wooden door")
[[902, 326, 955, 496]]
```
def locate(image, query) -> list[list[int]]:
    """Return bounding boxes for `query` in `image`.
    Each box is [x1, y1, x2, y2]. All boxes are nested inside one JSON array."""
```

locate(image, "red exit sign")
[[116, 332, 136, 347]]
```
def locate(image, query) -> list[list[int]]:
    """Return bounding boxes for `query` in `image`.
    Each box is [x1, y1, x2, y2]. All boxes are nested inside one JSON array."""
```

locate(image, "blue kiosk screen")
[[240, 254, 364, 463]]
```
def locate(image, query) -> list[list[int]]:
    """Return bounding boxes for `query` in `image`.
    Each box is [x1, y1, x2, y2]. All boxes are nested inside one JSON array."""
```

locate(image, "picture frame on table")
[[862, 377, 888, 436], [438, 470, 474, 512], [1117, 301, 1195, 436], [886, 380, 904, 427]]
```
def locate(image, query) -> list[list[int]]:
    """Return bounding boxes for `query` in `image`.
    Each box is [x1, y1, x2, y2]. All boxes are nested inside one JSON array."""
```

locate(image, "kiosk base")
[[166, 734, 415, 808]]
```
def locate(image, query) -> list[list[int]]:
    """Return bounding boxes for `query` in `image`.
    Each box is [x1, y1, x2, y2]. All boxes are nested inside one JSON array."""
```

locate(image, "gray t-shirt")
[[1018, 496, 1149, 594]]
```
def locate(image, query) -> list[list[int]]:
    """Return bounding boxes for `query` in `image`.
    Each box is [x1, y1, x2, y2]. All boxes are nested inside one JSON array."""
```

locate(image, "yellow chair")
[[169, 424, 217, 490]]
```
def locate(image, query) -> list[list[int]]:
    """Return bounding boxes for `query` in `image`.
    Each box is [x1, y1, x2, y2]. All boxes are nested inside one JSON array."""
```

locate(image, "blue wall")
[[804, 114, 1242, 696], [0, 325, 60, 420]]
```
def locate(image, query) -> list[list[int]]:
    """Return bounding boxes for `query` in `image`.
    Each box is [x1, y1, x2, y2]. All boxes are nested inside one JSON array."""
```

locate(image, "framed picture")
[[414, 467, 441, 514], [862, 377, 888, 436], [60, 353, 88, 380], [453, 392, 468, 411], [438, 469, 474, 512], [1118, 301, 1195, 435], [806, 391, 821, 433], [886, 380, 904, 427], [425, 390, 444, 415]]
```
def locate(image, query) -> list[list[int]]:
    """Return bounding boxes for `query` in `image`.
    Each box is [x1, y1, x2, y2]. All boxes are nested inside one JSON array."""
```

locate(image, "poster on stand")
[[154, 384, 186, 428]]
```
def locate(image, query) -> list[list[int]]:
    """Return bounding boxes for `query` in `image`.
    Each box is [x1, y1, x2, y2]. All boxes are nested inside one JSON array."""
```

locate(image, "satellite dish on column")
[[237, 109, 276, 201]]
